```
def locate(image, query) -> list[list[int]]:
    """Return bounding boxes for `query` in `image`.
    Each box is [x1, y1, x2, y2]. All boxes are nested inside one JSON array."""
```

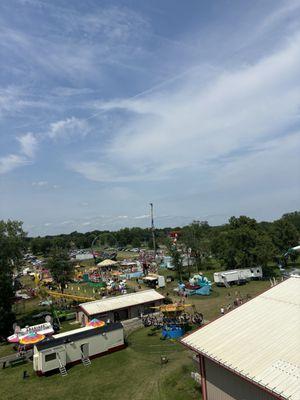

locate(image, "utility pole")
[[150, 203, 156, 256]]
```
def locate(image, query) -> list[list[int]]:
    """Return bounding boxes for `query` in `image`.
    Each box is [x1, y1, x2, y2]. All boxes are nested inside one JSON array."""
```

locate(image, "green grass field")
[[157, 271, 271, 321], [0, 327, 201, 400]]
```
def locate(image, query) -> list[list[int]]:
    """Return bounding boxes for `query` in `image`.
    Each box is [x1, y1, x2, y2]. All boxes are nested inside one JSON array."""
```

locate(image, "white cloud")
[[0, 86, 54, 118], [0, 114, 91, 175], [81, 221, 91, 226], [32, 181, 48, 186], [214, 132, 300, 192], [48, 117, 90, 140], [0, 86, 22, 117], [0, 4, 150, 86], [0, 133, 38, 175], [18, 132, 38, 158], [134, 215, 149, 219], [28, 3, 150, 46], [60, 220, 75, 226], [260, 0, 300, 34], [51, 87, 94, 97], [71, 33, 300, 183], [0, 154, 29, 174]]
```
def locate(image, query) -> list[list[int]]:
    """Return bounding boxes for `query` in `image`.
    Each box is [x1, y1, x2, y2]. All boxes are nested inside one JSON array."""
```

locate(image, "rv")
[[214, 267, 263, 287]]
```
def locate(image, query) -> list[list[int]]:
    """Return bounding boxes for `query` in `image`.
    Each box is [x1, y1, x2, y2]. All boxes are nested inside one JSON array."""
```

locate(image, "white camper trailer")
[[33, 322, 124, 376], [143, 274, 166, 288], [214, 267, 262, 287], [247, 266, 263, 279]]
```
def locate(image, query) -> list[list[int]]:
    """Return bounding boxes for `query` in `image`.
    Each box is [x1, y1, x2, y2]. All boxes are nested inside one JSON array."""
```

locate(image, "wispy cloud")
[[0, 4, 150, 85], [0, 115, 92, 174], [17, 132, 38, 157], [32, 180, 48, 186], [134, 214, 149, 219], [0, 154, 29, 174], [0, 132, 38, 174], [260, 0, 300, 34], [71, 33, 300, 183], [0, 86, 22, 117], [1, 1, 300, 234], [47, 117, 90, 140]]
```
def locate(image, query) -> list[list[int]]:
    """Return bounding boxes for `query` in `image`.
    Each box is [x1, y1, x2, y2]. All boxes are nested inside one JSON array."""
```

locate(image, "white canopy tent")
[[97, 259, 118, 268]]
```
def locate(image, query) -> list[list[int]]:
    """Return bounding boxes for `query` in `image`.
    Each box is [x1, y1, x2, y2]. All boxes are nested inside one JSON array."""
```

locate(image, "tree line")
[[28, 212, 299, 266], [28, 226, 172, 255]]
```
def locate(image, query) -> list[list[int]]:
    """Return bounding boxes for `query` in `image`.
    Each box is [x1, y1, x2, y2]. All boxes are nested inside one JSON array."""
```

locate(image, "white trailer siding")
[[33, 323, 124, 375], [214, 271, 240, 285], [75, 253, 94, 261], [214, 267, 262, 286], [249, 266, 263, 279], [34, 344, 66, 373]]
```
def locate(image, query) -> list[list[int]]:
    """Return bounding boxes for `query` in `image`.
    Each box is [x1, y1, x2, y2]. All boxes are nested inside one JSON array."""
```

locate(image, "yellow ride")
[[46, 290, 95, 302], [151, 303, 192, 316]]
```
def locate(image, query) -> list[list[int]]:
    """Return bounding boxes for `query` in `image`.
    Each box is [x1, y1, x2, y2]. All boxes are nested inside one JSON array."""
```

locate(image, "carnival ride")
[[176, 274, 212, 296], [7, 322, 54, 344], [45, 290, 95, 302], [142, 302, 203, 339], [91, 233, 118, 265]]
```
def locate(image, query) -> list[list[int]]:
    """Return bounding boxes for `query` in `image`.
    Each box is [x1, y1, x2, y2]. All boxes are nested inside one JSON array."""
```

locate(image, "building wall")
[[205, 358, 278, 400], [77, 299, 163, 325]]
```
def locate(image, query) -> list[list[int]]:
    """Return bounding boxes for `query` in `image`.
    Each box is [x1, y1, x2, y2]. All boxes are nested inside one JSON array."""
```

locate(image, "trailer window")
[[45, 353, 56, 362]]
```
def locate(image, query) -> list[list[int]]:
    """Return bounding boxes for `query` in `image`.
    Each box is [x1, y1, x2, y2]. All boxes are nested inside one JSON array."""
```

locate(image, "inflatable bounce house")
[[179, 274, 212, 296]]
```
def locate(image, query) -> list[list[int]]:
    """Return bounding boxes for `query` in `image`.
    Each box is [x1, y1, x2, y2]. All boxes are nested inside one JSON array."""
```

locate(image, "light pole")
[[150, 203, 156, 256]]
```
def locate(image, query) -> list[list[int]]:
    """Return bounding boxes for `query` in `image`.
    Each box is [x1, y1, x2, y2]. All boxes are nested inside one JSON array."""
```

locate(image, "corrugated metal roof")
[[80, 289, 164, 315], [181, 277, 300, 400]]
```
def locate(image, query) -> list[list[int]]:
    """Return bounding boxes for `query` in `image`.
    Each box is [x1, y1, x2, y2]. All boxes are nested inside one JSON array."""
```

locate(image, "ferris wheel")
[[90, 233, 118, 264]]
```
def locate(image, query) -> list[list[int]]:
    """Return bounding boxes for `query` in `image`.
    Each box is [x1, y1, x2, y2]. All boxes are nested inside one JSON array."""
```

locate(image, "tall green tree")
[[182, 221, 211, 272], [0, 220, 26, 336], [270, 218, 299, 253], [281, 211, 300, 232], [30, 236, 52, 256], [212, 216, 275, 273], [47, 248, 73, 293]]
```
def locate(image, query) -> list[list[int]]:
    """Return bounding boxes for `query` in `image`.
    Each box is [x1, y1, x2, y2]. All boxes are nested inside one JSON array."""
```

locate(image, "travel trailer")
[[33, 323, 124, 376], [213, 267, 263, 286], [143, 274, 166, 288]]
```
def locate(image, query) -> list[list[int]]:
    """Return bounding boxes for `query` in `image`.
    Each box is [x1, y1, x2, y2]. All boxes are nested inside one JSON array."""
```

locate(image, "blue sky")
[[0, 0, 300, 236]]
